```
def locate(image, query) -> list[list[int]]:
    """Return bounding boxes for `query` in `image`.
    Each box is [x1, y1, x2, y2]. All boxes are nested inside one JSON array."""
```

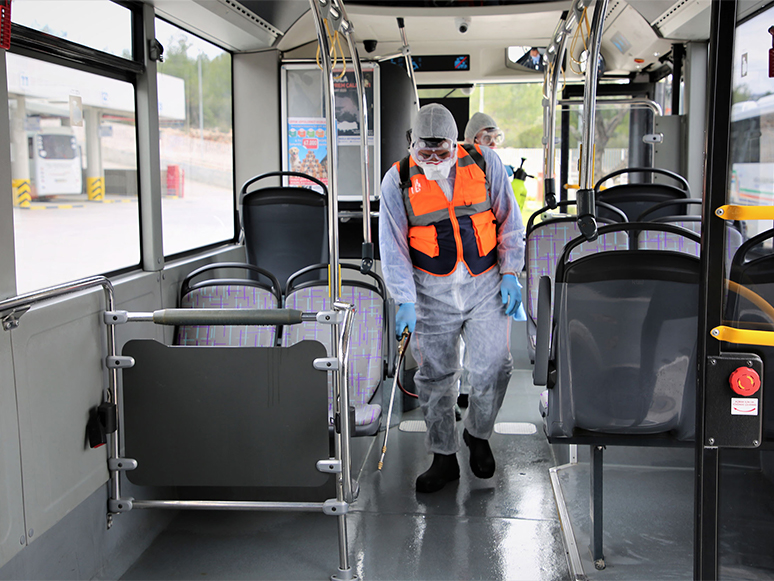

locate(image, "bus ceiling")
[[148, 0, 713, 79]]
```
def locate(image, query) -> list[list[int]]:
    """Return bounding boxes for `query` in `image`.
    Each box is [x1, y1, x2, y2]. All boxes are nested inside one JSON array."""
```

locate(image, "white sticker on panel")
[[731, 398, 759, 416]]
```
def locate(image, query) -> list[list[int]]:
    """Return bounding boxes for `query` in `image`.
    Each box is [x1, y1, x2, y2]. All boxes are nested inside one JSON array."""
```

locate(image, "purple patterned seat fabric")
[[637, 221, 743, 273], [526, 221, 629, 352], [176, 284, 279, 346], [282, 285, 383, 428]]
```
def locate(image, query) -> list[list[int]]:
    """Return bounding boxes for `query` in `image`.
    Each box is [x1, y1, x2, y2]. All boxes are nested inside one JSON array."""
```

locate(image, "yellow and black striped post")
[[87, 176, 104, 201], [12, 179, 31, 208]]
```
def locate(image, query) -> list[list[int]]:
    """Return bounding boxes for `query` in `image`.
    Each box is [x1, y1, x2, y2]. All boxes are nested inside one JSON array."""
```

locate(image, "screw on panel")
[[747, 361, 753, 367], [27, 529, 33, 538], [716, 208, 724, 216], [754, 440, 760, 447], [19, 535, 25, 545], [709, 358, 716, 365], [708, 438, 715, 445]]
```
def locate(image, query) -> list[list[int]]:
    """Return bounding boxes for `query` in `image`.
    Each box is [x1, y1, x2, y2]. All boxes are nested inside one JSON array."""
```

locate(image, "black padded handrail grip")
[[239, 171, 328, 198], [637, 198, 702, 221], [180, 262, 282, 305], [557, 221, 701, 272], [152, 308, 304, 326], [525, 200, 627, 234], [594, 167, 691, 195]]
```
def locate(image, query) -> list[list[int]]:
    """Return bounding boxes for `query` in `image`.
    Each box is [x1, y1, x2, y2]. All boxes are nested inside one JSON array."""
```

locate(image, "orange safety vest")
[[395, 143, 498, 277]]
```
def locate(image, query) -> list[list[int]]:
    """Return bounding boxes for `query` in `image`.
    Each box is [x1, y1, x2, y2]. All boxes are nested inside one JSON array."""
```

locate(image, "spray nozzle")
[[398, 328, 411, 356], [513, 157, 533, 182]]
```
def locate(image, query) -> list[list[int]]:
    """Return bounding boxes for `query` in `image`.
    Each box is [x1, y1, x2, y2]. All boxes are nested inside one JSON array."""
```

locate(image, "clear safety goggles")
[[411, 138, 455, 163], [475, 128, 505, 147]]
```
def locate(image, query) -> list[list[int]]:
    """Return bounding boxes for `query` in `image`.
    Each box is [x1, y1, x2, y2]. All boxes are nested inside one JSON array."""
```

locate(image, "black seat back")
[[240, 171, 328, 293], [544, 223, 701, 441], [596, 168, 691, 222]]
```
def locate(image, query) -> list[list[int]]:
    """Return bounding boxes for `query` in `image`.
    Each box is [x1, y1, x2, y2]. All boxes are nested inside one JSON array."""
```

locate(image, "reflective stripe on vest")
[[397, 144, 498, 277]]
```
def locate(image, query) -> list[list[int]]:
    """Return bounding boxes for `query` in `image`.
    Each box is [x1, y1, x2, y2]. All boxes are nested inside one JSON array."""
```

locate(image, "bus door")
[[698, 1, 774, 579]]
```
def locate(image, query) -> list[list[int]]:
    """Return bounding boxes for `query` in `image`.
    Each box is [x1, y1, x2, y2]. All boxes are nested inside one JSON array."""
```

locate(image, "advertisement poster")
[[334, 71, 375, 146], [287, 117, 328, 190]]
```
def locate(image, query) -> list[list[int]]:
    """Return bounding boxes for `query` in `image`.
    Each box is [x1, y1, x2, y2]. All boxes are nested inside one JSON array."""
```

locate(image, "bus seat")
[[281, 264, 387, 437], [175, 263, 282, 347], [725, 229, 774, 440], [535, 223, 701, 441], [595, 167, 691, 222], [240, 171, 328, 293], [524, 200, 628, 362], [636, 198, 744, 273]]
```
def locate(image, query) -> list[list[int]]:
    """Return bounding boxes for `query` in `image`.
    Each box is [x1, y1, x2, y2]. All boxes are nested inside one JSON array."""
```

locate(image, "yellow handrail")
[[711, 326, 774, 346], [715, 205, 774, 221], [712, 280, 774, 345]]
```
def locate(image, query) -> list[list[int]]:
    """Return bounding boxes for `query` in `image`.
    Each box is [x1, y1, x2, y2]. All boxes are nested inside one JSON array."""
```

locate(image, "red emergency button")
[[729, 367, 761, 396]]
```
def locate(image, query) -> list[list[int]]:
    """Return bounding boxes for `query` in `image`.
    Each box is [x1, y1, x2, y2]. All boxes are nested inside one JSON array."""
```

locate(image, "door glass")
[[721, 4, 774, 577]]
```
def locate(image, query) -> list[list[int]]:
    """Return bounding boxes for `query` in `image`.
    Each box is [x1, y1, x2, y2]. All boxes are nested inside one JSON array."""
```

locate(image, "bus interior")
[[1, 0, 773, 580]]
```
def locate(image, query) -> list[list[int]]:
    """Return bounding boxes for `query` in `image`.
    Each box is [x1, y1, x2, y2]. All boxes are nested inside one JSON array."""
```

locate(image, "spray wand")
[[378, 328, 411, 470]]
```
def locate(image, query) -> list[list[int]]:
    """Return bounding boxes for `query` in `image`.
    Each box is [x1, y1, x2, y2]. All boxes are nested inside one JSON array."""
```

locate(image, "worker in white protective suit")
[[379, 103, 524, 493], [464, 112, 505, 150]]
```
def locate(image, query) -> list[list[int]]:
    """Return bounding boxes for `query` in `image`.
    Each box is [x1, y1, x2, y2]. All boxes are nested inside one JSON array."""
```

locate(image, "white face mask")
[[417, 157, 455, 181]]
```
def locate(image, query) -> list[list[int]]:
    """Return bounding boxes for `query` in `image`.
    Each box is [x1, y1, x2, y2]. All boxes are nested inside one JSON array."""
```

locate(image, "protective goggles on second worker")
[[475, 128, 505, 147], [411, 138, 456, 163]]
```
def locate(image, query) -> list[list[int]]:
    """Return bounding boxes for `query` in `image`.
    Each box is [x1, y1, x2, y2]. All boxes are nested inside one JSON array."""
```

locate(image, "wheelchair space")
[[119, 319, 774, 581], [120, 320, 570, 581]]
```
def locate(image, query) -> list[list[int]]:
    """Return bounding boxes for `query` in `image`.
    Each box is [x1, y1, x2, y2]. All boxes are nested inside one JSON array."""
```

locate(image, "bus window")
[[155, 19, 235, 257], [38, 134, 79, 160], [11, 0, 133, 61], [7, 52, 139, 293]]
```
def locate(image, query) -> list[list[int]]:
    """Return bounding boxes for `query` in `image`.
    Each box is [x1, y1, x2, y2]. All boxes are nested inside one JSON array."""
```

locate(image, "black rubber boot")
[[463, 428, 495, 479], [415, 453, 460, 493]]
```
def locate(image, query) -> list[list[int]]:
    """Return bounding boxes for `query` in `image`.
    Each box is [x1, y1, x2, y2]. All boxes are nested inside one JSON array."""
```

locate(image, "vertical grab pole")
[[308, 0, 341, 350], [103, 285, 121, 512], [333, 300, 356, 581], [333, 0, 374, 273], [308, 3, 355, 579], [397, 18, 420, 112], [543, 13, 570, 210], [576, 0, 609, 241]]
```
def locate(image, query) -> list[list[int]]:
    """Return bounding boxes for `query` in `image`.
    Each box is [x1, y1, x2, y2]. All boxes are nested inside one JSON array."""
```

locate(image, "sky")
[[12, 0, 226, 61], [733, 4, 774, 99]]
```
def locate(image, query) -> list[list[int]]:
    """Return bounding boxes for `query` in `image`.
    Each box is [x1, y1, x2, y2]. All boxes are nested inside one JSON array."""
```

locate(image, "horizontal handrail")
[[711, 325, 774, 347], [117, 308, 311, 326], [558, 97, 663, 116], [0, 275, 114, 318], [716, 205, 774, 221]]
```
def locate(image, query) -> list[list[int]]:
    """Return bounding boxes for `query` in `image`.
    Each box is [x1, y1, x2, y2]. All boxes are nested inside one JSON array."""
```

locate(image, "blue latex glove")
[[500, 274, 522, 317], [396, 302, 416, 338]]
